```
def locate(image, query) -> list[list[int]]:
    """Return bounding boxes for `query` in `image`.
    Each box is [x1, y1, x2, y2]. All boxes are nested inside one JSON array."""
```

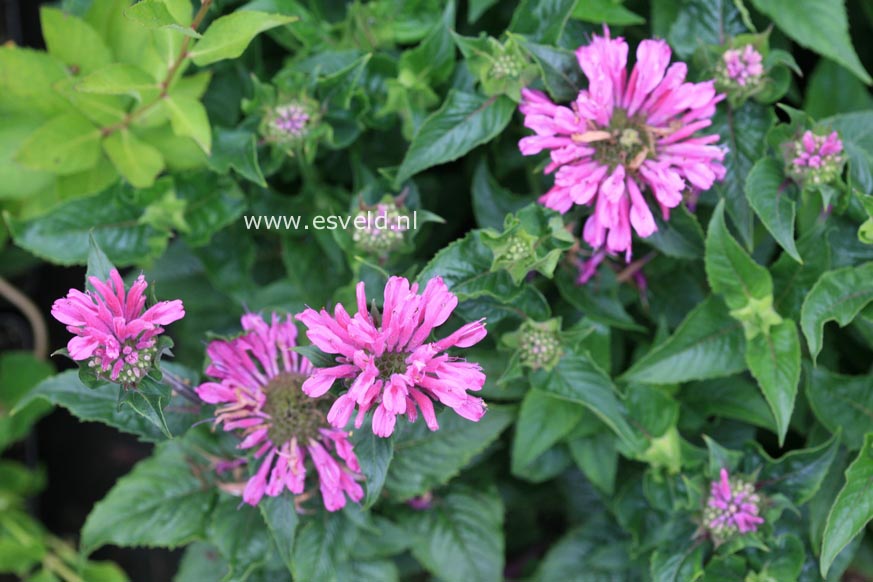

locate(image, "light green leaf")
[[0, 46, 73, 116], [75, 64, 159, 101], [532, 350, 646, 454], [799, 262, 873, 362], [164, 95, 212, 153], [749, 0, 871, 85], [622, 296, 746, 383], [189, 11, 297, 66], [103, 129, 165, 188], [820, 434, 873, 578], [124, 0, 201, 38], [512, 389, 584, 473], [394, 90, 515, 186], [745, 319, 801, 446], [403, 486, 504, 582], [40, 7, 112, 74], [81, 441, 215, 553], [386, 406, 515, 501], [15, 113, 102, 175], [745, 158, 801, 262]]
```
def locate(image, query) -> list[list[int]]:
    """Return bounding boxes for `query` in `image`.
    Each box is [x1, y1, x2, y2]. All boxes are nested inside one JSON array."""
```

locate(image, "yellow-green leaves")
[[189, 12, 297, 66], [163, 95, 212, 154], [15, 113, 102, 175], [40, 7, 112, 74], [103, 130, 165, 188]]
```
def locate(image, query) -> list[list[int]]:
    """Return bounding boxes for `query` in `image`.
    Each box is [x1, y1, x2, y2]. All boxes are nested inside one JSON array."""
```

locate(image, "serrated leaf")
[[513, 389, 584, 472], [103, 129, 165, 188], [532, 350, 646, 454], [386, 406, 514, 500], [749, 432, 839, 506], [508, 0, 577, 44], [519, 40, 584, 103], [15, 113, 102, 175], [820, 434, 873, 578], [394, 91, 515, 187], [745, 319, 800, 445], [799, 262, 873, 362], [291, 511, 355, 582], [622, 296, 746, 383], [745, 158, 801, 262], [667, 0, 747, 58], [189, 11, 297, 66], [805, 364, 873, 450], [76, 63, 156, 100], [259, 492, 298, 575], [403, 485, 504, 582], [207, 127, 266, 186], [208, 496, 272, 578], [124, 0, 201, 38], [749, 0, 871, 85], [81, 440, 215, 552], [40, 7, 112, 74], [5, 184, 167, 266], [164, 95, 211, 153], [351, 430, 393, 508], [117, 376, 172, 438], [705, 200, 772, 309]]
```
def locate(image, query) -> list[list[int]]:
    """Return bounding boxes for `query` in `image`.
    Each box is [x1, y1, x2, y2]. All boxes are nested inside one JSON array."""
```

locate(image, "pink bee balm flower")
[[295, 276, 488, 438], [787, 130, 844, 186], [196, 313, 364, 511], [518, 27, 726, 259], [722, 45, 764, 87], [703, 468, 764, 545], [51, 269, 184, 385]]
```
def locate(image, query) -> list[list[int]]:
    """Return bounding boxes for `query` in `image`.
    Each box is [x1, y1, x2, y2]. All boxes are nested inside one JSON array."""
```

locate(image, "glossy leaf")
[[189, 11, 297, 66]]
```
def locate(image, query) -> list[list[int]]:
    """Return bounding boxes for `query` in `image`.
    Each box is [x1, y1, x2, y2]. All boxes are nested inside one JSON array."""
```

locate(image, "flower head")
[[51, 269, 184, 386], [786, 130, 844, 186], [703, 468, 764, 545], [518, 27, 726, 259], [720, 45, 764, 88], [262, 97, 319, 148], [296, 276, 488, 438], [196, 314, 363, 511], [352, 199, 411, 256]]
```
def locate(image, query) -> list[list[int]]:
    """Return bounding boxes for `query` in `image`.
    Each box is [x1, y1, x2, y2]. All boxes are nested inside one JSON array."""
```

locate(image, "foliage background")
[[3, 0, 873, 580]]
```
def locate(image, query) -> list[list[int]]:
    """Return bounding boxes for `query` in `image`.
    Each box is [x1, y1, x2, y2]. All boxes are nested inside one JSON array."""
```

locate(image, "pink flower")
[[787, 130, 844, 186], [51, 269, 184, 385], [722, 45, 764, 87], [703, 468, 764, 544], [195, 313, 364, 511], [295, 276, 488, 438], [518, 27, 726, 260]]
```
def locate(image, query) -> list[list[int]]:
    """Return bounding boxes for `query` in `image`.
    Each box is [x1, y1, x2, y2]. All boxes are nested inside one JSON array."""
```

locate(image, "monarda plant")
[[1, 0, 873, 581]]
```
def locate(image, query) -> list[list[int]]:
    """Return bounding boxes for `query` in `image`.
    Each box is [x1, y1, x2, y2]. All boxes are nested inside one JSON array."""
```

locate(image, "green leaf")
[[822, 112, 873, 194], [175, 172, 246, 247], [351, 429, 393, 509], [15, 113, 102, 175], [820, 434, 873, 577], [291, 511, 355, 582], [508, 0, 577, 44], [394, 91, 515, 187], [682, 376, 776, 433], [208, 496, 272, 578], [103, 130, 166, 188], [571, 0, 645, 25], [532, 350, 646, 454], [5, 184, 167, 266], [207, 127, 266, 186], [750, 432, 839, 506], [804, 59, 873, 119], [386, 406, 515, 501], [86, 232, 116, 286], [164, 95, 212, 154], [189, 11, 297, 66], [568, 431, 618, 494], [745, 158, 801, 262], [799, 262, 873, 362], [0, 353, 53, 452], [124, 0, 201, 38], [705, 200, 772, 309], [12, 370, 196, 443], [40, 7, 112, 74], [81, 440, 215, 553], [533, 516, 637, 582], [622, 296, 746, 383], [519, 40, 584, 103], [555, 267, 642, 331], [512, 389, 584, 472], [174, 543, 228, 582], [646, 204, 705, 259], [471, 159, 536, 230], [76, 64, 159, 100], [259, 493, 298, 575], [117, 377, 172, 438], [668, 0, 747, 58], [403, 485, 504, 582], [711, 103, 775, 247], [398, 5, 455, 87], [805, 365, 873, 450], [749, 0, 871, 85], [468, 0, 499, 22], [0, 46, 73, 116], [745, 319, 800, 446]]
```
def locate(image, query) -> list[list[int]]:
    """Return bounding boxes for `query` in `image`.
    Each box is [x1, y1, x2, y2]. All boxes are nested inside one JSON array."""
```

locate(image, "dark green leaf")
[[508, 0, 577, 44], [745, 319, 800, 445], [745, 158, 800, 262], [259, 493, 298, 575], [513, 389, 584, 472], [805, 364, 873, 450], [351, 429, 394, 508], [208, 127, 267, 187]]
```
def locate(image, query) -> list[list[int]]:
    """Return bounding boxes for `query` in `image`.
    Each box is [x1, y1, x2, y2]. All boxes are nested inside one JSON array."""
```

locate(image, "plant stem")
[[0, 276, 48, 359], [101, 0, 213, 137]]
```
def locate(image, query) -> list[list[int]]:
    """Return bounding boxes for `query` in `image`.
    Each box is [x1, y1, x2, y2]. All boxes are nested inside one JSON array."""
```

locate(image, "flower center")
[[589, 107, 652, 171], [263, 372, 324, 444], [374, 351, 410, 380]]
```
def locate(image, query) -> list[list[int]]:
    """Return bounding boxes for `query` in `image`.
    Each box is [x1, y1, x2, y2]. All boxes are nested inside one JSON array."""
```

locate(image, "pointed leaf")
[[745, 157, 801, 262], [745, 319, 800, 445], [164, 95, 212, 154], [189, 12, 297, 66], [103, 130, 165, 188], [16, 113, 102, 175]]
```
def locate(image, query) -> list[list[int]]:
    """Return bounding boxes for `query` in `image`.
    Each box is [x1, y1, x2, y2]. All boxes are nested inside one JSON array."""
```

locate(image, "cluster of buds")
[[514, 320, 562, 371], [720, 45, 764, 88], [491, 49, 525, 80], [785, 130, 845, 187], [262, 97, 319, 148], [88, 343, 158, 386], [351, 196, 412, 256], [703, 468, 765, 546]]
